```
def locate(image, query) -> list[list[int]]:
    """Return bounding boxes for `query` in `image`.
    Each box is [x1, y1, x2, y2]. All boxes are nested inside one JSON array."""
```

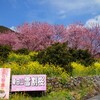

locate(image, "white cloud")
[[95, 0, 100, 3], [85, 15, 100, 28], [45, 0, 100, 15], [10, 0, 100, 23], [51, 0, 86, 10], [45, 0, 100, 19], [57, 10, 67, 19]]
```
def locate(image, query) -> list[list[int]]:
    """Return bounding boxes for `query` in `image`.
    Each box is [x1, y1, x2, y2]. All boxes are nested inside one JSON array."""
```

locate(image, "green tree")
[[35, 42, 95, 74], [36, 42, 73, 74], [69, 48, 95, 66]]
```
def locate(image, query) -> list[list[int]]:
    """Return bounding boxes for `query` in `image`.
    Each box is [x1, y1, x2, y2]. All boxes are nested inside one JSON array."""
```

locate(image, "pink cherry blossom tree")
[[0, 22, 99, 57], [0, 31, 23, 50], [16, 22, 55, 50]]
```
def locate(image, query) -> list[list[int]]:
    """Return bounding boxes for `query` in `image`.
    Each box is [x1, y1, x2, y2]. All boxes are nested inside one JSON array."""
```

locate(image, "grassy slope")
[[0, 26, 14, 33]]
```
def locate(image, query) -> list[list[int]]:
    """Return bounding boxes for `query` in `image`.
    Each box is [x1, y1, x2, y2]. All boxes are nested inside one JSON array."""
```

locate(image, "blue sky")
[[0, 0, 100, 29]]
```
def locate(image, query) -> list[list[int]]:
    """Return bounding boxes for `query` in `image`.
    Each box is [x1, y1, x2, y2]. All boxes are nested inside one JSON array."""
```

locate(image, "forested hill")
[[0, 26, 14, 33]]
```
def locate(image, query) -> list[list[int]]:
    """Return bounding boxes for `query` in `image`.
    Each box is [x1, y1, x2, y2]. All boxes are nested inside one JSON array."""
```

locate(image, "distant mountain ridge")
[[0, 26, 14, 33]]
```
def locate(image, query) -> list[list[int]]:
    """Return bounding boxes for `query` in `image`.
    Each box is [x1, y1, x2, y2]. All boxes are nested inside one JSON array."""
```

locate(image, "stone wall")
[[47, 76, 100, 92]]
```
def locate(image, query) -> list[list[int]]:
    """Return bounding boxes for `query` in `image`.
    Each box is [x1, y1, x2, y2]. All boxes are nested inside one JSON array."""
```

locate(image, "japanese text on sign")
[[11, 75, 46, 91]]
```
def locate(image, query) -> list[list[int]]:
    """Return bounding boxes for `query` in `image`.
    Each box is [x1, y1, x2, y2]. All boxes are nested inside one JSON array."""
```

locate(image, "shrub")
[[10, 90, 74, 100], [35, 42, 95, 74], [7, 53, 31, 64], [10, 93, 33, 100], [69, 48, 95, 66], [3, 61, 69, 79], [71, 62, 86, 76], [35, 42, 73, 74], [94, 62, 100, 75], [71, 62, 100, 76], [14, 48, 29, 55], [0, 45, 12, 62], [29, 52, 38, 61], [47, 90, 74, 100]]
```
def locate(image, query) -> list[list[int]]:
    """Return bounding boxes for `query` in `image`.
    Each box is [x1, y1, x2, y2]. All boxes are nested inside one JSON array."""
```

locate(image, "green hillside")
[[0, 26, 14, 33]]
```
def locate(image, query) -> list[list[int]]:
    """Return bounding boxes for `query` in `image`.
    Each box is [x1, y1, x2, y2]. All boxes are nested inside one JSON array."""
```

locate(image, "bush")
[[0, 45, 12, 62], [71, 62, 100, 76], [35, 42, 94, 74], [71, 62, 86, 76], [94, 62, 100, 75], [7, 53, 31, 64], [3, 61, 69, 79], [29, 52, 38, 61], [69, 48, 95, 66], [10, 90, 74, 100], [10, 93, 33, 100], [35, 42, 73, 74], [14, 48, 29, 55]]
